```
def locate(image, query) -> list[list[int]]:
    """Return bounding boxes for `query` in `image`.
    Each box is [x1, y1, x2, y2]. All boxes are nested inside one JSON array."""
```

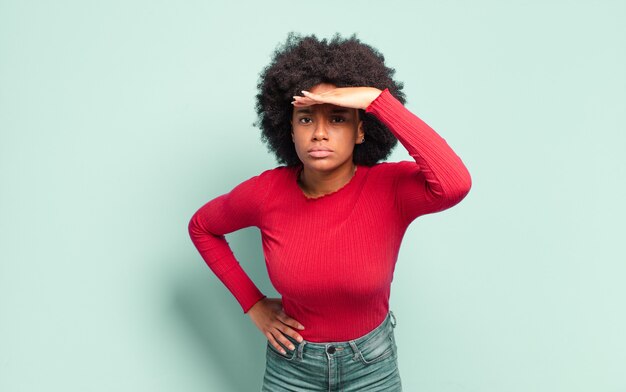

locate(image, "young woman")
[[188, 32, 472, 391]]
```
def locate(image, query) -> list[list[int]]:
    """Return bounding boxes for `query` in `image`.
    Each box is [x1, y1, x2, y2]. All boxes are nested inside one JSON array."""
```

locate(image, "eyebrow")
[[295, 108, 351, 114]]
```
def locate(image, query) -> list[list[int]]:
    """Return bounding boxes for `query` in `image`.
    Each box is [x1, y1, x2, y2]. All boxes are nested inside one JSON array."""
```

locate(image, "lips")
[[307, 147, 333, 158]]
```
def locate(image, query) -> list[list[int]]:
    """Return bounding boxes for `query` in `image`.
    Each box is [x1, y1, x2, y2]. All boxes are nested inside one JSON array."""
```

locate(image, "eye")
[[298, 117, 312, 124], [331, 116, 346, 123]]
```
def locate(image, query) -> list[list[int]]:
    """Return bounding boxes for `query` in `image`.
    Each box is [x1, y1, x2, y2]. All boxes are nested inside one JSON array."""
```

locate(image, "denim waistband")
[[282, 310, 397, 359]]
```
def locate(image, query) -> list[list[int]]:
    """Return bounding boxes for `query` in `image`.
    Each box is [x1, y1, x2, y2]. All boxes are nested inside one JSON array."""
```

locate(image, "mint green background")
[[1, 1, 625, 391]]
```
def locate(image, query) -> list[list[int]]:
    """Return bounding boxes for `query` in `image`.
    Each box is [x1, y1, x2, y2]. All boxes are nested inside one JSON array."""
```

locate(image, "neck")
[[298, 162, 357, 198]]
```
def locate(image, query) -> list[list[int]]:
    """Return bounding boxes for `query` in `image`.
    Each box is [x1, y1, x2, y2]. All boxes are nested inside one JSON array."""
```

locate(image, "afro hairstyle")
[[254, 32, 407, 167]]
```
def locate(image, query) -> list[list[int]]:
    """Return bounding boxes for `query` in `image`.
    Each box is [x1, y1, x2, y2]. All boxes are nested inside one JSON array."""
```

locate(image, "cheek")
[[341, 126, 358, 142], [292, 134, 307, 149]]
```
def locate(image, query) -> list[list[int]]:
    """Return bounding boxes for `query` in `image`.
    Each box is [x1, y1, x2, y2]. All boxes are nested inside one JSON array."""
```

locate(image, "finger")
[[292, 95, 318, 105], [301, 90, 329, 103], [301, 90, 318, 98], [276, 313, 306, 332], [275, 316, 305, 342], [265, 331, 288, 355], [292, 95, 315, 103], [285, 328, 304, 343], [301, 90, 348, 107], [291, 99, 318, 107], [273, 327, 297, 351]]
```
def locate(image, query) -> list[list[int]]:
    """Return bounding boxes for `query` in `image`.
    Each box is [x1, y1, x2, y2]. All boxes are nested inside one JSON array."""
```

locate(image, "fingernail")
[[297, 336, 303, 342], [289, 344, 295, 350], [299, 325, 305, 330], [281, 349, 286, 354], [301, 90, 309, 94]]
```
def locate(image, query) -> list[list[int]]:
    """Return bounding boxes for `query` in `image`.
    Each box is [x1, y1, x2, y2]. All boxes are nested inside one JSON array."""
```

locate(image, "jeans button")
[[326, 345, 336, 354]]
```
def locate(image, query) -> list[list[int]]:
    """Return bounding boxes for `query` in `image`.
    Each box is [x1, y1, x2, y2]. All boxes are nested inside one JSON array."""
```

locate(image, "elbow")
[[440, 168, 472, 209], [460, 169, 472, 198], [188, 209, 223, 244], [453, 168, 472, 204], [187, 214, 197, 241], [187, 211, 204, 240]]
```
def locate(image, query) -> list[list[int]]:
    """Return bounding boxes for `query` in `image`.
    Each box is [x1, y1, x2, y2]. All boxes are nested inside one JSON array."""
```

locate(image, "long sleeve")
[[187, 172, 271, 314], [365, 88, 472, 224]]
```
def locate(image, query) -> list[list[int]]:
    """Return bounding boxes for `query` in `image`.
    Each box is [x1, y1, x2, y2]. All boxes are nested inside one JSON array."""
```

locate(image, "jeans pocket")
[[266, 340, 298, 361], [356, 331, 396, 365]]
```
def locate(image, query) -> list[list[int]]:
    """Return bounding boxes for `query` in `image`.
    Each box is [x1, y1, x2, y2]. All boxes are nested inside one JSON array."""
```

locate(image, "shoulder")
[[256, 165, 293, 183], [240, 165, 291, 182], [219, 165, 292, 211], [235, 165, 293, 193]]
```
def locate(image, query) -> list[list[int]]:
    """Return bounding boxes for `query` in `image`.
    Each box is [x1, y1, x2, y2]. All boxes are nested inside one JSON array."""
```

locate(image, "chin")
[[303, 159, 336, 171], [311, 159, 352, 174]]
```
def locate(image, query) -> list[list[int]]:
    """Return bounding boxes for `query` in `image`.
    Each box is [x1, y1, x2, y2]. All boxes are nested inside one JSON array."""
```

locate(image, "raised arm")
[[365, 88, 472, 224], [293, 86, 472, 225], [187, 172, 270, 313]]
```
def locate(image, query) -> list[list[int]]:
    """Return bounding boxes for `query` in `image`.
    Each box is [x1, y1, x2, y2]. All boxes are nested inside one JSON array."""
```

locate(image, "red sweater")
[[188, 88, 472, 342]]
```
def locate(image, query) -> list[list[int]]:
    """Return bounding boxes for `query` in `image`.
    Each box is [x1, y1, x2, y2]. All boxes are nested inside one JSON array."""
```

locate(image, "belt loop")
[[348, 340, 360, 361], [297, 340, 306, 360], [389, 310, 397, 329]]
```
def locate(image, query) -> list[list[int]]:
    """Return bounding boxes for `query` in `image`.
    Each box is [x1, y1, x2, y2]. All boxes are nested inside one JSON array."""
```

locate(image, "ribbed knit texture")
[[188, 88, 472, 342]]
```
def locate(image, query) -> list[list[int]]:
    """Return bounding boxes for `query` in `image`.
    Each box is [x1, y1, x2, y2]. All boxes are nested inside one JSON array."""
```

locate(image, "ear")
[[356, 120, 364, 144]]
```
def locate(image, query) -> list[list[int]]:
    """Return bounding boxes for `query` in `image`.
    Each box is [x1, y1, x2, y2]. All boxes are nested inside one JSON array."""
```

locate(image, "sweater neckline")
[[294, 164, 362, 201]]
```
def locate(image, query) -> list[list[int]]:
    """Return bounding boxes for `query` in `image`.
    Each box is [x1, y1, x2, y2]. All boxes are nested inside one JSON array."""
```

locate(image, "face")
[[290, 83, 364, 173]]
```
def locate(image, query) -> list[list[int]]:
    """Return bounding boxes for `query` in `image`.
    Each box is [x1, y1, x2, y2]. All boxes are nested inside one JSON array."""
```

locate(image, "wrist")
[[246, 296, 266, 315], [363, 88, 383, 109]]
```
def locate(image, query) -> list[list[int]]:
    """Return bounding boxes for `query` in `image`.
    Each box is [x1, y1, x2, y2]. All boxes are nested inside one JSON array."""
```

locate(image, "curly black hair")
[[254, 32, 407, 167]]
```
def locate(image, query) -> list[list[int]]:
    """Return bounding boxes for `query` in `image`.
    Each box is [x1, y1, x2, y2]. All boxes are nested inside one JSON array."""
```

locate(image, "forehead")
[[293, 104, 354, 115]]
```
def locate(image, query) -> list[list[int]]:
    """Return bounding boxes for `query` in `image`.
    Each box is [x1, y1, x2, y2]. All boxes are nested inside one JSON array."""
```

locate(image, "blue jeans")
[[261, 310, 402, 391]]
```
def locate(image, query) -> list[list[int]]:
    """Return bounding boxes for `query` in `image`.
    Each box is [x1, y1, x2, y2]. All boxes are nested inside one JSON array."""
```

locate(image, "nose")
[[312, 120, 328, 141]]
